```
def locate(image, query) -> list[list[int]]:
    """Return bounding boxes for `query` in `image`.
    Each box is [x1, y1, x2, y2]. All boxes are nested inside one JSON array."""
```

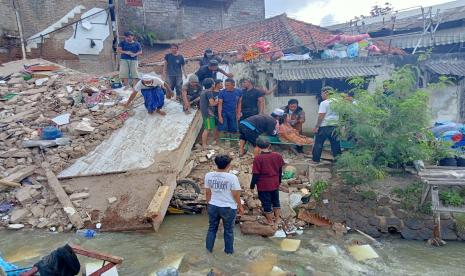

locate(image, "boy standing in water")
[[250, 138, 285, 225], [205, 154, 244, 254]]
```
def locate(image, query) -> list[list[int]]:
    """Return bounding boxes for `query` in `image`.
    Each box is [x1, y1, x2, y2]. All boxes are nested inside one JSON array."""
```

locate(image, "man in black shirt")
[[199, 48, 223, 67], [239, 109, 284, 156], [164, 44, 186, 97], [240, 78, 265, 120], [195, 60, 233, 85]]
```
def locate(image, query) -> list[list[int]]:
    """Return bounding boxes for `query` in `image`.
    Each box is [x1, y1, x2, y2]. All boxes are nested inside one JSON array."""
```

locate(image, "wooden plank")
[[144, 186, 171, 218], [424, 166, 465, 170], [420, 184, 431, 205], [44, 163, 84, 229], [149, 175, 177, 231], [0, 179, 21, 188], [70, 244, 123, 264], [424, 180, 465, 186], [3, 166, 36, 182], [436, 206, 465, 213], [430, 188, 440, 209]]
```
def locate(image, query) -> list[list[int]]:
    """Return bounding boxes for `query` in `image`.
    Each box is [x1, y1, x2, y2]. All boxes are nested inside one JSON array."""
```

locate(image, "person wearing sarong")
[[124, 74, 173, 115]]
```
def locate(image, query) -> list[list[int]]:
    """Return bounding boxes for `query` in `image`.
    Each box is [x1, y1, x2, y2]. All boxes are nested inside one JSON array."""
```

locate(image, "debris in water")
[[347, 244, 379, 261], [280, 239, 301, 252], [297, 210, 332, 227]]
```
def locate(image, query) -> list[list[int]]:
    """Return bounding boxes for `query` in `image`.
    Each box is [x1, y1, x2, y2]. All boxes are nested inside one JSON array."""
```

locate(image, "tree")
[[332, 66, 449, 184]]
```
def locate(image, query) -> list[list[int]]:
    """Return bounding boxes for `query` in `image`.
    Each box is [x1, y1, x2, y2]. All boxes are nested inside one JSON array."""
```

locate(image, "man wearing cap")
[[195, 60, 233, 85], [199, 48, 223, 67], [239, 109, 284, 156], [124, 74, 173, 115], [117, 31, 142, 87], [312, 87, 342, 163], [164, 44, 186, 97], [181, 74, 202, 112]]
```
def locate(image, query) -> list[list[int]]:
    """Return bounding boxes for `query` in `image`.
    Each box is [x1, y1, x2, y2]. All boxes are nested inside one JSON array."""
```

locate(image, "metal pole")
[[13, 0, 26, 60]]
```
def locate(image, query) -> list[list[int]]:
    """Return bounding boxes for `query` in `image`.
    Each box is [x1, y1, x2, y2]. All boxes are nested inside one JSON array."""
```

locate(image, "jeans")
[[218, 112, 238, 133], [312, 126, 342, 162], [206, 204, 237, 254]]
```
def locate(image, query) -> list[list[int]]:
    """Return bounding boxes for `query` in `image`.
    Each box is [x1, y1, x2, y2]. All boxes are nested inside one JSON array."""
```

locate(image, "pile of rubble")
[[182, 143, 336, 237], [0, 61, 129, 231]]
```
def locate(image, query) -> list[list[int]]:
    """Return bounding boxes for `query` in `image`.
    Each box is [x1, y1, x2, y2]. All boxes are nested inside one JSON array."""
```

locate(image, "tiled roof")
[[143, 14, 333, 63], [267, 63, 386, 80], [425, 60, 465, 76]]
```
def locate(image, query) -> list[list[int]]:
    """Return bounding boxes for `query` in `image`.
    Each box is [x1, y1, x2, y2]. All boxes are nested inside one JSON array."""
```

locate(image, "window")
[[276, 79, 323, 96]]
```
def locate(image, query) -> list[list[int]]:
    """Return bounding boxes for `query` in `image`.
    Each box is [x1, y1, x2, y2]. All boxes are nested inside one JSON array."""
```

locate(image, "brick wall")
[[120, 0, 265, 40], [0, 0, 18, 39], [222, 0, 265, 29]]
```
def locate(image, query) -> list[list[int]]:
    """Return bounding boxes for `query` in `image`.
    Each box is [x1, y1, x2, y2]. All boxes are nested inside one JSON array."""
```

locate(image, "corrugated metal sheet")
[[426, 61, 465, 76], [378, 27, 465, 49], [271, 65, 383, 80]]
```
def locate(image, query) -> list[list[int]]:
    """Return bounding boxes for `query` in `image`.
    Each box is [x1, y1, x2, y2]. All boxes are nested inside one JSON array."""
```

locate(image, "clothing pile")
[[322, 33, 381, 59]]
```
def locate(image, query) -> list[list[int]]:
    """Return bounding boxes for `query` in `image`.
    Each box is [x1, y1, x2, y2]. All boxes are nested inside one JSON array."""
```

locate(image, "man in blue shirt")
[[117, 31, 142, 87], [218, 78, 242, 134]]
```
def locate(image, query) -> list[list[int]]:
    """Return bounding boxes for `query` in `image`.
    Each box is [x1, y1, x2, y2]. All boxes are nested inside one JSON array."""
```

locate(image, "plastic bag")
[[346, 43, 359, 58]]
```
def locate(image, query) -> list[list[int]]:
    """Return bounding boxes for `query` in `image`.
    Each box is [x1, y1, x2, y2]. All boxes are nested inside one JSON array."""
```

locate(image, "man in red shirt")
[[250, 138, 285, 225]]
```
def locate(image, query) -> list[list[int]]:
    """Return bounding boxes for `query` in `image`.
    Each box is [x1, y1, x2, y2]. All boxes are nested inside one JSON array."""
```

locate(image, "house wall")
[[460, 79, 465, 122], [427, 84, 461, 123], [119, 0, 265, 40], [0, 1, 114, 73]]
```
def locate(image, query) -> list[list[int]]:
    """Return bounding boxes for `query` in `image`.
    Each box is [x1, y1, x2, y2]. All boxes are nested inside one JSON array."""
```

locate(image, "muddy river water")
[[1, 215, 464, 275]]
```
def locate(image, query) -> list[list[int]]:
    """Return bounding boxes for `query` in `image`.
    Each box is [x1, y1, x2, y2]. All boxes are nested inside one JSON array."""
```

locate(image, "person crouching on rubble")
[[205, 154, 244, 255], [124, 74, 173, 115], [250, 138, 285, 226]]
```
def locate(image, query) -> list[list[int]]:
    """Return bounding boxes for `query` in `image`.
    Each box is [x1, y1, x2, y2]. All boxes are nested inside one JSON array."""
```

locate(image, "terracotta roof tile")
[[143, 14, 333, 63]]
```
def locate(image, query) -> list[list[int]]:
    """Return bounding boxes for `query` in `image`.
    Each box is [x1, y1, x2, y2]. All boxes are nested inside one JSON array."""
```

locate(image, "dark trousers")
[[206, 204, 237, 254], [312, 126, 342, 162], [168, 75, 183, 97]]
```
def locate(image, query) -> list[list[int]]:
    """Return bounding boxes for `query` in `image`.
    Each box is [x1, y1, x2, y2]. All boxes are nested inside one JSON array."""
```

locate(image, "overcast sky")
[[265, 0, 453, 26]]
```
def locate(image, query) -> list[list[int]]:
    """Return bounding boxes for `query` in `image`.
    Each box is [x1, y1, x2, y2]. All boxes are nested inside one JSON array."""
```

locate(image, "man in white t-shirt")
[[311, 87, 342, 163], [205, 154, 244, 255], [124, 74, 173, 115]]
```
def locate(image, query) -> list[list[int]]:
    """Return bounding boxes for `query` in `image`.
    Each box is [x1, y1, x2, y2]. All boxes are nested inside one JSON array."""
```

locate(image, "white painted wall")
[[427, 85, 461, 123]]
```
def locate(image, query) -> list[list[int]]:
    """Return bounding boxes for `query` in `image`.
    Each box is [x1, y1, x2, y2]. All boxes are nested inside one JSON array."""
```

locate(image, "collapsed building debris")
[[0, 59, 129, 231]]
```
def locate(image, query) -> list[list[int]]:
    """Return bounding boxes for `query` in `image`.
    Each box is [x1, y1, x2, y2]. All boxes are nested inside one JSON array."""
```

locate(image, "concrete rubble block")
[[107, 197, 117, 204], [8, 224, 25, 230], [37, 218, 49, 229], [15, 186, 33, 205], [10, 208, 31, 224], [69, 192, 90, 201], [31, 204, 45, 218]]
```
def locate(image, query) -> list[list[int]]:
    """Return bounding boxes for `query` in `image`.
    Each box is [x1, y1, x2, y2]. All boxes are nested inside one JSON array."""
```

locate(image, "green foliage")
[[333, 66, 451, 183], [417, 48, 433, 62], [454, 213, 465, 234], [310, 180, 329, 200], [392, 182, 431, 214], [131, 27, 157, 47], [439, 191, 464, 207], [427, 75, 456, 90], [361, 190, 377, 200]]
